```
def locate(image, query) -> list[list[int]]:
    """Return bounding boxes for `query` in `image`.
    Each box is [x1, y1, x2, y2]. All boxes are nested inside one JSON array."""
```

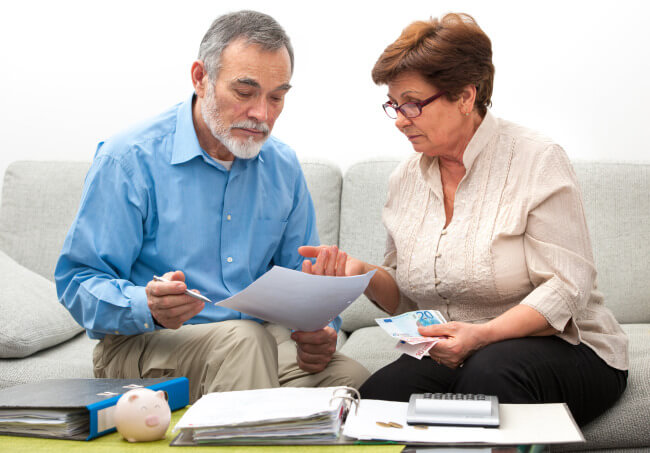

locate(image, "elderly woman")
[[299, 13, 628, 426]]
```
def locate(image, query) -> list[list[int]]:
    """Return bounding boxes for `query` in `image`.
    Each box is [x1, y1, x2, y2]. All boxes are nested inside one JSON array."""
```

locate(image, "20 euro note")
[[375, 310, 447, 360]]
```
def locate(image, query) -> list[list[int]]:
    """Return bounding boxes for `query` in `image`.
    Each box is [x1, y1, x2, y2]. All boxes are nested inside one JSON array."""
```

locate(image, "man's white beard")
[[200, 84, 270, 160]]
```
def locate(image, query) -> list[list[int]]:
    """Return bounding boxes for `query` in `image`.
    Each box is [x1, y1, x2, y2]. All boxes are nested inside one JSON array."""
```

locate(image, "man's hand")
[[291, 326, 337, 373], [298, 245, 366, 276], [418, 322, 488, 369], [145, 270, 204, 329]]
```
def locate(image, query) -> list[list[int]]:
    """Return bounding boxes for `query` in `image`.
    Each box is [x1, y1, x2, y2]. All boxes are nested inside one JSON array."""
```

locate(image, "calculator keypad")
[[422, 393, 486, 400]]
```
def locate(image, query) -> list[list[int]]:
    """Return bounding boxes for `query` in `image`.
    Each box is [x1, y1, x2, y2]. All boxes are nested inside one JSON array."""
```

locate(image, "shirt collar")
[[419, 109, 498, 180], [171, 93, 204, 165], [460, 109, 497, 173], [171, 93, 265, 167]]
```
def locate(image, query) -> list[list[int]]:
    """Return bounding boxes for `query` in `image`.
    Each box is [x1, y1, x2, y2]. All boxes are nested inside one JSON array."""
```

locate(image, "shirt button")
[[144, 322, 149, 329], [434, 278, 441, 285], [441, 229, 448, 235], [227, 257, 233, 263], [227, 214, 232, 221], [435, 252, 442, 258]]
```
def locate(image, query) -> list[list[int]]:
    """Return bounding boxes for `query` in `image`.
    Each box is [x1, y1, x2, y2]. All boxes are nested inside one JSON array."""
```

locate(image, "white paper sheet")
[[216, 266, 376, 332], [173, 387, 344, 430], [343, 400, 584, 445], [343, 400, 498, 443]]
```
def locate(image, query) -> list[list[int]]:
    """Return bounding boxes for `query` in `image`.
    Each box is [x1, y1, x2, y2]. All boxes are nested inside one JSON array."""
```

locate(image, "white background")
[[1, 0, 649, 183]]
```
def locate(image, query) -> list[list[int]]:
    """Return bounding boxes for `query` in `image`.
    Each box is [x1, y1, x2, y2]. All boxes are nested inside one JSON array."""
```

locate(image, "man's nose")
[[247, 97, 269, 123]]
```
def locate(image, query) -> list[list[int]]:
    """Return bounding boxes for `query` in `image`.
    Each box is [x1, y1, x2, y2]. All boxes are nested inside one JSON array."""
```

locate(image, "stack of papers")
[[0, 408, 89, 438], [173, 387, 357, 445], [343, 400, 584, 445]]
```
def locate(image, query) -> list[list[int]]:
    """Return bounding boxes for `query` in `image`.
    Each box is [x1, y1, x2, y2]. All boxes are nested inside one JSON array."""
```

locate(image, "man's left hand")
[[291, 326, 337, 373]]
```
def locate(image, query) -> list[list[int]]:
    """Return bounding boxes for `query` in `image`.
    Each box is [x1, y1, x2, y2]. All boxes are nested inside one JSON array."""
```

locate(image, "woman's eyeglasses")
[[382, 90, 447, 119]]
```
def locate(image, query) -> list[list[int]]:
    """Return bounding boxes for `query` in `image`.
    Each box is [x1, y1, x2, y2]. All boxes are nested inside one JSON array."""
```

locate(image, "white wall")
[[1, 0, 649, 185]]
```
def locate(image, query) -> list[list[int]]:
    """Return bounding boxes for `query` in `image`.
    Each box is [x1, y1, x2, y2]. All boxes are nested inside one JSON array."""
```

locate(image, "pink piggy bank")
[[114, 388, 171, 442]]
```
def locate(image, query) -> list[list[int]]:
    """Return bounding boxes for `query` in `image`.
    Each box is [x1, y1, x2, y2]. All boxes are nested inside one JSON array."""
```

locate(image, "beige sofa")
[[0, 159, 648, 451]]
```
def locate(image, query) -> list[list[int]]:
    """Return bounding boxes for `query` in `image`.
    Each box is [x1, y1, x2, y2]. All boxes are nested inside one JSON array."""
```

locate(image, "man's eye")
[[270, 96, 284, 103], [235, 90, 253, 98]]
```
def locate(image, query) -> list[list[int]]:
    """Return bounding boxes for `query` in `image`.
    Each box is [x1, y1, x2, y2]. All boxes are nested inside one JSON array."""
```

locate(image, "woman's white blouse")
[[382, 111, 628, 370]]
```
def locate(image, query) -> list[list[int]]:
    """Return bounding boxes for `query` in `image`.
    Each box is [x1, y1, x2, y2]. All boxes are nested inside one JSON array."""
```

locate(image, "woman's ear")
[[458, 84, 477, 115]]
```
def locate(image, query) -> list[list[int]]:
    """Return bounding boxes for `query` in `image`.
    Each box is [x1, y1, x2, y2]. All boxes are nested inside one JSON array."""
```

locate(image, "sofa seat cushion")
[[558, 323, 650, 451], [0, 249, 83, 358], [0, 332, 97, 389], [338, 325, 402, 374]]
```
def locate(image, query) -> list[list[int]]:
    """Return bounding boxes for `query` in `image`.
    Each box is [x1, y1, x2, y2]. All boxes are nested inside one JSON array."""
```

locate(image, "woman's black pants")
[[359, 336, 627, 426]]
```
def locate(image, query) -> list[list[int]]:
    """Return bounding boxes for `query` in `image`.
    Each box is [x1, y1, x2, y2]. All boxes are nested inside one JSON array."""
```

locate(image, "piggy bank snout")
[[145, 414, 160, 427]]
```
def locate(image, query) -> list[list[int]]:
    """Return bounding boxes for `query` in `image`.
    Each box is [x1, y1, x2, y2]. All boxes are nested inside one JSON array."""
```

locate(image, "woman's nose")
[[394, 110, 412, 129]]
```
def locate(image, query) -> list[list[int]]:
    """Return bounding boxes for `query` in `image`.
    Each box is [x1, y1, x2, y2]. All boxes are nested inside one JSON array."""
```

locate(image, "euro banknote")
[[375, 310, 447, 360]]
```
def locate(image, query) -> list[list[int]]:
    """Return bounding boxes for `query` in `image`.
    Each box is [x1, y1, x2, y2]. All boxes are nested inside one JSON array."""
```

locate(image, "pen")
[[152, 275, 213, 304]]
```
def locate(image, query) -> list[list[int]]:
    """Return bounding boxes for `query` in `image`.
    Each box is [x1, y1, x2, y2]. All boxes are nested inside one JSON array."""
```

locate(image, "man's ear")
[[191, 60, 209, 97]]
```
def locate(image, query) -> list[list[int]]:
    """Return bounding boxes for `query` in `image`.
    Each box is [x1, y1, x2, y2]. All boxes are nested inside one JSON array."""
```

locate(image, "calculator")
[[406, 392, 500, 428]]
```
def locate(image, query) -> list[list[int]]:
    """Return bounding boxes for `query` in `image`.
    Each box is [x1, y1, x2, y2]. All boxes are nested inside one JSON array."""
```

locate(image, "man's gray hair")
[[198, 10, 294, 81]]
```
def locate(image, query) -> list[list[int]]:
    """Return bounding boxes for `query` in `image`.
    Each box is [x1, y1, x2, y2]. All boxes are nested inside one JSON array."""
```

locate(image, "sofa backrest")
[[0, 159, 342, 283], [338, 159, 650, 328], [0, 161, 91, 282], [1, 159, 648, 325]]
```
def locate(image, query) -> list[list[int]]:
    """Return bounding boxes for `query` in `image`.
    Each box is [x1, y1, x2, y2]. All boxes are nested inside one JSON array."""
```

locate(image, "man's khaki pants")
[[93, 320, 370, 402]]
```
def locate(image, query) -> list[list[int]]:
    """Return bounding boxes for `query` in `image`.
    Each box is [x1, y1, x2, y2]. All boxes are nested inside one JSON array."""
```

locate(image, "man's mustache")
[[230, 120, 270, 134]]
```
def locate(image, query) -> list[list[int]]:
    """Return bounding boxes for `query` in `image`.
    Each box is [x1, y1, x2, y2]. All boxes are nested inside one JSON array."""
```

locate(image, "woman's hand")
[[418, 321, 488, 369], [298, 245, 366, 276]]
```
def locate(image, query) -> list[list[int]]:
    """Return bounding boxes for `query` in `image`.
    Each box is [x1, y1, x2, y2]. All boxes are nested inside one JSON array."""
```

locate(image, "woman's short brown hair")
[[372, 13, 494, 117]]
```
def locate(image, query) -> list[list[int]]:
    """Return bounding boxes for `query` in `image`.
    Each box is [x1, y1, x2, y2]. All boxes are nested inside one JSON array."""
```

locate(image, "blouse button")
[[227, 257, 233, 263], [441, 229, 448, 236], [434, 278, 441, 285], [435, 252, 442, 258]]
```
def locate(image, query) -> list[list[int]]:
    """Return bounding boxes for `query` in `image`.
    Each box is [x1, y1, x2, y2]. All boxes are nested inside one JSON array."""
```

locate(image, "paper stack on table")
[[172, 387, 358, 445], [343, 399, 584, 446]]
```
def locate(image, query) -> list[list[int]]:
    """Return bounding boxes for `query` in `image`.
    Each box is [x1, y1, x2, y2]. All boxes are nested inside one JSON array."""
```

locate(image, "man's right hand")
[[145, 270, 205, 329]]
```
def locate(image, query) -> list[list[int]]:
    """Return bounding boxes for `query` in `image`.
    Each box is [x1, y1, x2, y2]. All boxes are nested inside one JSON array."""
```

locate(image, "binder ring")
[[329, 386, 360, 415]]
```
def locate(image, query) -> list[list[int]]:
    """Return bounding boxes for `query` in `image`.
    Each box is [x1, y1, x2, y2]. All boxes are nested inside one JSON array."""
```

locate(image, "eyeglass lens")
[[382, 103, 422, 119]]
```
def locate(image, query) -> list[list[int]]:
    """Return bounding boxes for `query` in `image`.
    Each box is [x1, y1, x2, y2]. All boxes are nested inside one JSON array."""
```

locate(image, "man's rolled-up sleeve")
[[54, 152, 156, 339]]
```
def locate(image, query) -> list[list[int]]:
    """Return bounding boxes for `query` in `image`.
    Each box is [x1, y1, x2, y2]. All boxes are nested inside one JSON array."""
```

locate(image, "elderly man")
[[55, 10, 369, 402]]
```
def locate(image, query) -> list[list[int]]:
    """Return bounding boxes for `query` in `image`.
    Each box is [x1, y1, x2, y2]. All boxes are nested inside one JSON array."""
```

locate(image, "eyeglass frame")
[[382, 90, 448, 119]]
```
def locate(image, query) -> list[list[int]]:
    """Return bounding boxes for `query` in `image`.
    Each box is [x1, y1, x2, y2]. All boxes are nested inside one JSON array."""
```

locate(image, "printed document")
[[216, 266, 376, 331]]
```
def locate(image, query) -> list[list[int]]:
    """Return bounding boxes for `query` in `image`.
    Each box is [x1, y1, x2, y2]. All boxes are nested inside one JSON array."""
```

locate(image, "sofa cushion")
[[573, 162, 650, 323], [0, 160, 91, 282], [338, 325, 402, 374], [0, 249, 83, 358], [552, 323, 650, 451], [339, 160, 400, 331], [300, 159, 342, 247], [0, 332, 97, 389]]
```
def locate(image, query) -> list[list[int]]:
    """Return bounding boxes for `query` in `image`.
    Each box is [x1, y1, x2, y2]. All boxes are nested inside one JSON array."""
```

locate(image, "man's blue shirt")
[[55, 94, 334, 339]]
